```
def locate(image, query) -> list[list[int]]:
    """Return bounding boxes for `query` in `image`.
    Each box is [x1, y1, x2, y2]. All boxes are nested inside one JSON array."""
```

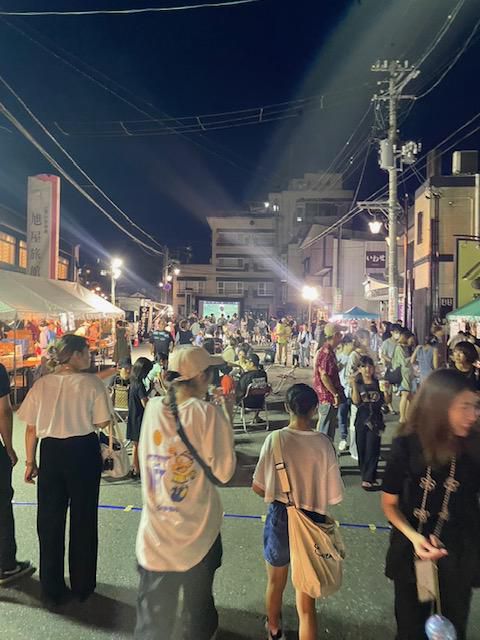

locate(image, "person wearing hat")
[[135, 346, 236, 640], [313, 323, 345, 440]]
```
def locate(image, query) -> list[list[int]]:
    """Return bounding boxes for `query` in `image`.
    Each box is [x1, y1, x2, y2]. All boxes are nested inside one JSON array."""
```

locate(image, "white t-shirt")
[[17, 372, 111, 439], [253, 427, 343, 514], [136, 396, 236, 572]]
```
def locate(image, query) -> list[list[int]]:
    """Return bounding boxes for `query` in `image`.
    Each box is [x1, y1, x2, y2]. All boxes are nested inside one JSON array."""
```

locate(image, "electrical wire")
[[413, 0, 467, 68], [302, 109, 480, 247], [1, 17, 277, 181], [0, 101, 164, 255], [416, 16, 480, 100], [0, 0, 265, 17], [0, 73, 165, 251]]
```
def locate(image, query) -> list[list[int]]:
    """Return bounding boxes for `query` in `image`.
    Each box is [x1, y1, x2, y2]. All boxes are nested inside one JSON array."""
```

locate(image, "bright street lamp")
[[369, 218, 383, 234], [111, 257, 123, 269], [173, 267, 180, 276], [166, 274, 173, 282], [302, 285, 319, 328]]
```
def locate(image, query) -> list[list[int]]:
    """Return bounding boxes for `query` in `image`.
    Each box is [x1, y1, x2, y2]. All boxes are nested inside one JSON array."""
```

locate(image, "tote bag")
[[272, 430, 345, 599], [100, 415, 129, 479]]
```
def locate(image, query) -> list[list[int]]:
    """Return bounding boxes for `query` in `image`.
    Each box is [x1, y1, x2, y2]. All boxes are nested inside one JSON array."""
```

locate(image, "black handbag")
[[385, 366, 402, 385]]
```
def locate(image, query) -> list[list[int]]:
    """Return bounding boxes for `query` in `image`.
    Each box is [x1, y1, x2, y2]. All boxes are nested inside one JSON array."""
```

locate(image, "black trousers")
[[135, 535, 222, 640], [0, 443, 16, 571], [355, 421, 381, 483], [394, 576, 472, 640], [37, 432, 102, 600]]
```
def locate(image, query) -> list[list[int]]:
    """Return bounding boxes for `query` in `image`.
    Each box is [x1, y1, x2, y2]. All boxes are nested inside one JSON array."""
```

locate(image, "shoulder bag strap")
[[271, 430, 297, 507], [175, 414, 225, 487]]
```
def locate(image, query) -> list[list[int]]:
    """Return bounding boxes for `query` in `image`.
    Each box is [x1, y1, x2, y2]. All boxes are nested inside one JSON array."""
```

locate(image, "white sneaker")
[[338, 439, 348, 452]]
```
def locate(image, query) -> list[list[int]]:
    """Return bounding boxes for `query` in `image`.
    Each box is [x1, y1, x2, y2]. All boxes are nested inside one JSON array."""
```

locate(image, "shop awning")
[[447, 298, 480, 321], [0, 270, 124, 321]]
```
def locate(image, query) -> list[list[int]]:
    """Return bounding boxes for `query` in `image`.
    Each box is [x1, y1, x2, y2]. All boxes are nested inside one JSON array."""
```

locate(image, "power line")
[[302, 109, 480, 247], [0, 100, 164, 256], [0, 73, 165, 251], [1, 17, 293, 182], [416, 16, 480, 100], [0, 0, 265, 17]]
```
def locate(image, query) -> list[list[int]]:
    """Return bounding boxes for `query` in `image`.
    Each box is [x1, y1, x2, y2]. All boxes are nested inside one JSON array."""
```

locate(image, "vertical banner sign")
[[27, 174, 60, 279]]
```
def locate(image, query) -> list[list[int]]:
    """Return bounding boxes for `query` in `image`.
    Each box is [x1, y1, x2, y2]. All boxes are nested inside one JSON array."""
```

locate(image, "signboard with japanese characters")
[[27, 175, 60, 279], [365, 250, 386, 270]]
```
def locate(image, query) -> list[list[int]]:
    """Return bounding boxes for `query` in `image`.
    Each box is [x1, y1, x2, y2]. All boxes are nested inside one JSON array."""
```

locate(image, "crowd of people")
[[1, 311, 480, 640]]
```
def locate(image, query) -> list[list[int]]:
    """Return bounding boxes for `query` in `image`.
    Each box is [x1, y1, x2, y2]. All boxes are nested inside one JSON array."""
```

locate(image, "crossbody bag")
[[271, 430, 345, 598]]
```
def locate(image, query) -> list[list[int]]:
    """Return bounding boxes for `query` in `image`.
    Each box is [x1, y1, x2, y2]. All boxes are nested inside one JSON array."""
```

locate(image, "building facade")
[[0, 204, 72, 280], [173, 213, 280, 317], [413, 151, 480, 339]]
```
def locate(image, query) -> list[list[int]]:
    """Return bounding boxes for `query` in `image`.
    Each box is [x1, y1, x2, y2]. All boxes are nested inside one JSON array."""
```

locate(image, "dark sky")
[[0, 0, 478, 287]]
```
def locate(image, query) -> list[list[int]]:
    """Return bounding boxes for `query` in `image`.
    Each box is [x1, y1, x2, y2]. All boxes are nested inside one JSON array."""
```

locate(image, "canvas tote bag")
[[100, 414, 130, 479], [271, 430, 345, 598]]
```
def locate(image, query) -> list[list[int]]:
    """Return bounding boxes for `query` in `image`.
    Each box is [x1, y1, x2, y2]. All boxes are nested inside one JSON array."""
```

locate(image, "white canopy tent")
[[0, 270, 124, 321]]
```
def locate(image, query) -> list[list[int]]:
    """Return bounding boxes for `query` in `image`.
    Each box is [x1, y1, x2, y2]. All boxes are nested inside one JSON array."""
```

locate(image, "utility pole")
[[371, 60, 419, 322]]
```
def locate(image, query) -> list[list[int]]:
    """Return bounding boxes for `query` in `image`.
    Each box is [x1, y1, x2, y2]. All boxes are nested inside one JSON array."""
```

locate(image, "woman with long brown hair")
[[17, 334, 111, 607], [381, 368, 480, 639]]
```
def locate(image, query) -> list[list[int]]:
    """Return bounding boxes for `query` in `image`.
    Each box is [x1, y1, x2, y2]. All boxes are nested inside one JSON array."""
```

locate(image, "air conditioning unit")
[[452, 150, 479, 175]]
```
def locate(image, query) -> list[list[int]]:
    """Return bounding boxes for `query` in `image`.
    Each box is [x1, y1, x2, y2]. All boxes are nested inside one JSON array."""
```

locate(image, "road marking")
[[12, 502, 391, 531]]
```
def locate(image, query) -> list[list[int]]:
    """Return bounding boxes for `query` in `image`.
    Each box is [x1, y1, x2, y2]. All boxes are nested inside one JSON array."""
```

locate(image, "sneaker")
[[265, 618, 285, 640], [0, 561, 35, 586], [338, 439, 348, 452]]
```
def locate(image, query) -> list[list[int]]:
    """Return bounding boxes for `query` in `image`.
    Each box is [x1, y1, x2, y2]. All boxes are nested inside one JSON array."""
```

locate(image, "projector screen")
[[198, 299, 240, 319]]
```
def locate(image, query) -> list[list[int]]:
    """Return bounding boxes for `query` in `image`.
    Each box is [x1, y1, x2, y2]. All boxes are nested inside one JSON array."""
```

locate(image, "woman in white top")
[[135, 346, 236, 640], [17, 334, 111, 607], [253, 384, 343, 640]]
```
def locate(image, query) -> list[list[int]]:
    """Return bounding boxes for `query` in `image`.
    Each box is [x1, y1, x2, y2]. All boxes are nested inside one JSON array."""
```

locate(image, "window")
[[57, 256, 69, 280], [253, 234, 274, 247], [178, 280, 205, 294], [218, 257, 244, 269], [417, 211, 423, 245], [217, 232, 250, 246], [257, 282, 273, 296], [19, 240, 27, 269], [217, 281, 244, 295], [0, 232, 15, 265]]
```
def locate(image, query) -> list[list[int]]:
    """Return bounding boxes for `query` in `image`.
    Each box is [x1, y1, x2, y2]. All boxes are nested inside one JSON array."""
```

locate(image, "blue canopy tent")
[[333, 306, 379, 320]]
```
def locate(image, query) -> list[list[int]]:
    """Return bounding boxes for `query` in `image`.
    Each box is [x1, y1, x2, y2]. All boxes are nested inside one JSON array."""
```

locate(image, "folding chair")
[[238, 381, 272, 433]]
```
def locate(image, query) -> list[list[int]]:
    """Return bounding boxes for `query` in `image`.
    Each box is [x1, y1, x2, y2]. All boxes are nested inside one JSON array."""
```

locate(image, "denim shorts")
[[263, 501, 326, 567]]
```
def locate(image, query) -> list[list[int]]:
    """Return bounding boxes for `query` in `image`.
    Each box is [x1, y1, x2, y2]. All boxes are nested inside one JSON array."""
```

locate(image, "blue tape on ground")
[[12, 502, 390, 531]]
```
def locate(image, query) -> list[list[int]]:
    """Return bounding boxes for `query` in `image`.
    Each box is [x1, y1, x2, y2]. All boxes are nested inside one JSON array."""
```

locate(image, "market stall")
[[446, 299, 480, 338], [0, 270, 124, 399], [331, 306, 379, 331]]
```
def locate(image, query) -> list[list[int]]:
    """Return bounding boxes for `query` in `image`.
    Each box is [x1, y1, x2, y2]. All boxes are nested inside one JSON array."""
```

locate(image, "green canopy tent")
[[447, 299, 480, 321]]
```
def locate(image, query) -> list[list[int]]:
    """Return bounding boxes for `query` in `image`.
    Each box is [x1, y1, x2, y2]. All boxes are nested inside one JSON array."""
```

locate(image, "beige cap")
[[168, 346, 225, 381], [324, 322, 345, 338]]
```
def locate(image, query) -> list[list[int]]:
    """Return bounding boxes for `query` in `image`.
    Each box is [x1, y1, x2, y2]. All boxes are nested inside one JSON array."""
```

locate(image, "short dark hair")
[[286, 383, 318, 417], [341, 334, 354, 345], [390, 323, 402, 333], [359, 355, 374, 367], [247, 353, 260, 368], [454, 341, 478, 365]]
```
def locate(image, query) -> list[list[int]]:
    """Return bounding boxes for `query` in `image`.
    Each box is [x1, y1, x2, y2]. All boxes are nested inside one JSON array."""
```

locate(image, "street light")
[[302, 285, 319, 328], [173, 267, 180, 276], [166, 274, 173, 283], [110, 258, 123, 342], [369, 218, 383, 234]]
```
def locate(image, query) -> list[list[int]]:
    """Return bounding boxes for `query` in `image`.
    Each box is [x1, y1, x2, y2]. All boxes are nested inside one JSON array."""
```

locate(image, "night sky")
[[0, 0, 478, 289]]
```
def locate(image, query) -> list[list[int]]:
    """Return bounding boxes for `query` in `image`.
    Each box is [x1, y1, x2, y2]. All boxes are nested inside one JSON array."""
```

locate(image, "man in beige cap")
[[135, 346, 236, 640], [313, 323, 345, 440]]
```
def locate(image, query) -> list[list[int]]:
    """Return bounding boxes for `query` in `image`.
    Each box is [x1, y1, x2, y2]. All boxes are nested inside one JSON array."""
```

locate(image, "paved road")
[[3, 354, 480, 639]]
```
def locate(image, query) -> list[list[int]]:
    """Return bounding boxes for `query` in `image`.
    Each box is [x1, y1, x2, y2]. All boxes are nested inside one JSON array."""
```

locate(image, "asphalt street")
[[2, 358, 480, 640]]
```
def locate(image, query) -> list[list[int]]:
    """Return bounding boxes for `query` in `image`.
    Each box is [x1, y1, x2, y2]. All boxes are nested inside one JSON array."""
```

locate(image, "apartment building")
[[173, 213, 279, 317]]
